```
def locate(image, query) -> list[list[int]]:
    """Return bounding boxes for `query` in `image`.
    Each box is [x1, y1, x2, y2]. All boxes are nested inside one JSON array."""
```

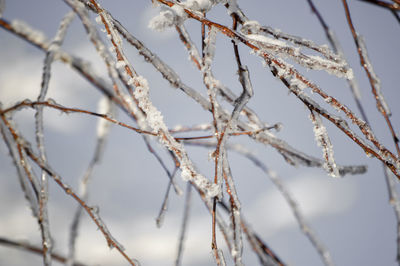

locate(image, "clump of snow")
[[149, 10, 175, 32], [115, 60, 126, 69], [149, 5, 187, 32], [133, 76, 167, 132], [183, 0, 213, 12], [241, 20, 261, 35]]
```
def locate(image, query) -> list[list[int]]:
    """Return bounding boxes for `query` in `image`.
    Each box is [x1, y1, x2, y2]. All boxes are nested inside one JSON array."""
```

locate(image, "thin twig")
[[341, 0, 400, 157], [0, 114, 139, 265], [358, 0, 400, 10], [175, 182, 192, 266], [0, 237, 88, 266], [35, 11, 75, 266]]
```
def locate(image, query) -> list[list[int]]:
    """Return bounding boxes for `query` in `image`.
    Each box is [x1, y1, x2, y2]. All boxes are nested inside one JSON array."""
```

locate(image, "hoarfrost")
[[183, 0, 213, 12], [171, 3, 186, 19], [290, 77, 308, 91], [310, 111, 340, 177], [149, 10, 175, 32], [127, 77, 135, 85], [149, 5, 187, 32], [202, 26, 217, 70], [241, 20, 261, 35], [115, 60, 126, 69], [246, 34, 287, 48], [11, 19, 47, 44], [357, 35, 391, 115], [133, 76, 167, 132]]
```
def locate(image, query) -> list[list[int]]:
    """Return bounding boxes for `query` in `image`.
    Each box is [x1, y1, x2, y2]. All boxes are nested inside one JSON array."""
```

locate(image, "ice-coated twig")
[[156, 167, 179, 228], [241, 29, 352, 79], [384, 166, 400, 263], [267, 60, 393, 171], [10, 19, 48, 44], [176, 24, 203, 69], [200, 23, 245, 264], [222, 156, 244, 266], [341, 0, 400, 156], [1, 115, 138, 265], [0, 18, 116, 101], [156, 0, 399, 178], [16, 137, 138, 265], [309, 110, 340, 177], [63, 0, 130, 113], [357, 35, 391, 116], [265, 55, 399, 177], [80, 4, 343, 175], [35, 11, 75, 266], [358, 0, 400, 11], [0, 99, 156, 137], [308, 2, 400, 261], [175, 182, 192, 266], [169, 123, 212, 133], [83, 0, 218, 199], [258, 25, 341, 64], [66, 96, 115, 266], [2, 98, 340, 180], [306, 0, 367, 119], [185, 140, 334, 266], [186, 141, 286, 265], [0, 236, 88, 266], [0, 112, 40, 218]]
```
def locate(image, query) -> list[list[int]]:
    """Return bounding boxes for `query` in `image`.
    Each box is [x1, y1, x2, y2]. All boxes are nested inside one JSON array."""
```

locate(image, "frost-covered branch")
[[341, 0, 400, 157]]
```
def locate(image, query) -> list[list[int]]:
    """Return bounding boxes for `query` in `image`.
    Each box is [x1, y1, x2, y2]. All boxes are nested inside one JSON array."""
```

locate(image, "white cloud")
[[249, 173, 358, 236], [0, 41, 101, 134]]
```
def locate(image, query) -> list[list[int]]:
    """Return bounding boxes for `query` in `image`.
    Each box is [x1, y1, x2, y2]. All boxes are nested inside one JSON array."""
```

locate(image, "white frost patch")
[[241, 20, 261, 34], [133, 76, 167, 132], [246, 34, 287, 48], [115, 60, 126, 69], [183, 0, 213, 12], [11, 19, 47, 44], [148, 5, 187, 32], [310, 112, 340, 177], [149, 10, 175, 32]]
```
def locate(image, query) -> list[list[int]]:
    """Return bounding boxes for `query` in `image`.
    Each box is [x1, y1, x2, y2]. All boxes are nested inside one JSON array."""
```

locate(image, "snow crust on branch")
[[357, 35, 391, 115], [310, 110, 339, 177], [11, 19, 48, 44], [133, 76, 167, 132], [131, 75, 220, 198], [182, 0, 214, 12], [149, 5, 186, 32], [242, 20, 353, 79]]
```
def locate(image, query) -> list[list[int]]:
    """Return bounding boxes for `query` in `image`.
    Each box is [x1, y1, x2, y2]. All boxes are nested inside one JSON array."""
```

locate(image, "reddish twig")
[[0, 237, 88, 266], [341, 0, 400, 157]]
